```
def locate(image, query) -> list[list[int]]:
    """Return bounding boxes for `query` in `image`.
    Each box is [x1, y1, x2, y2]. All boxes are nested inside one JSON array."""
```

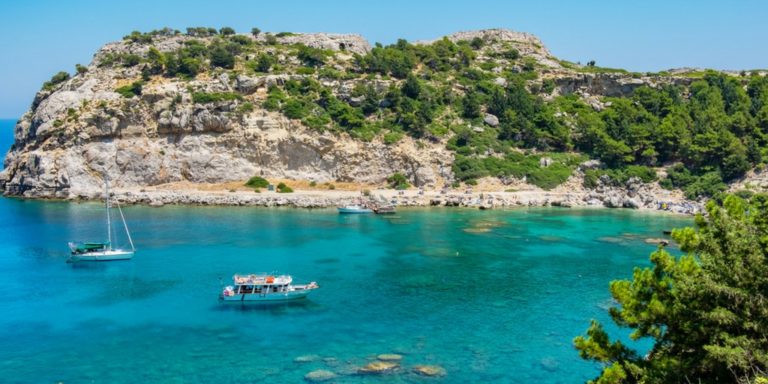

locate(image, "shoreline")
[[6, 185, 701, 215]]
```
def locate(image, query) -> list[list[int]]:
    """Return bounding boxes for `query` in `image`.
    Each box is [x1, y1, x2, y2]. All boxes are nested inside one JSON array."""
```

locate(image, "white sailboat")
[[68, 177, 135, 262]]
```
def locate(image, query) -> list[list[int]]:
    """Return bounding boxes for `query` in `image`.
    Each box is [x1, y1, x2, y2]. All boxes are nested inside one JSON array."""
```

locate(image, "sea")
[[0, 119, 691, 383]]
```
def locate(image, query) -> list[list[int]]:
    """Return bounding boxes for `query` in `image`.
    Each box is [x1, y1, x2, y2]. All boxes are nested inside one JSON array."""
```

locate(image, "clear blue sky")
[[0, 0, 766, 118]]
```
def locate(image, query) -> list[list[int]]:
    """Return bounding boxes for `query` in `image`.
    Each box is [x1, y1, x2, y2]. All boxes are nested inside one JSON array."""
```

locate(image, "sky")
[[0, 0, 766, 118]]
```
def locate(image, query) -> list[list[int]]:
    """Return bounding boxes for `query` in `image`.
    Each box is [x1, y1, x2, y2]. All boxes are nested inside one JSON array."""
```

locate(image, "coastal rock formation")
[[423, 28, 562, 68], [0, 27, 720, 209], [271, 33, 370, 55], [550, 72, 694, 98]]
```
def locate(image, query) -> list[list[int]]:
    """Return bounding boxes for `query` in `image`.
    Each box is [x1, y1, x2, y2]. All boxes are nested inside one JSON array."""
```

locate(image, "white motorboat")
[[337, 204, 372, 214], [220, 274, 319, 302]]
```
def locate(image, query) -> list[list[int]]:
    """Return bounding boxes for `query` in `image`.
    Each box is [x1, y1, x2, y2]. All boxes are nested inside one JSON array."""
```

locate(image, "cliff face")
[[1, 32, 452, 198], [0, 28, 705, 199]]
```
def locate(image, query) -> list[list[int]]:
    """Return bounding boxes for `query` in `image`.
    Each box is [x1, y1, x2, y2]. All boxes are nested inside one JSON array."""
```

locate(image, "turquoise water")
[[0, 194, 690, 383]]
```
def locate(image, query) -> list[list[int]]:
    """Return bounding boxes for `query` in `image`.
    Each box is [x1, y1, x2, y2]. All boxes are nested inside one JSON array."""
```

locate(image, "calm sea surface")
[[0, 119, 691, 383]]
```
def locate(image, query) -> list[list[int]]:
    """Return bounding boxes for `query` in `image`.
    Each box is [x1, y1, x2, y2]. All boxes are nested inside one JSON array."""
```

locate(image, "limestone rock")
[[274, 33, 371, 55], [483, 113, 499, 127], [358, 361, 399, 375], [645, 238, 670, 246], [623, 198, 640, 209], [412, 365, 446, 377], [579, 160, 602, 170], [304, 369, 337, 382], [376, 354, 403, 362]]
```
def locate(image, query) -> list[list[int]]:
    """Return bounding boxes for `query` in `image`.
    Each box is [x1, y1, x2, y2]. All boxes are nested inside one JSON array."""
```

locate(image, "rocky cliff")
[[0, 28, 721, 202], [1, 31, 453, 198]]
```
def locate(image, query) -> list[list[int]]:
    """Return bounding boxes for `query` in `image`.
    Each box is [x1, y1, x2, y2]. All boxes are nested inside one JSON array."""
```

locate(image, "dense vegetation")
[[575, 193, 768, 383], [48, 26, 768, 193]]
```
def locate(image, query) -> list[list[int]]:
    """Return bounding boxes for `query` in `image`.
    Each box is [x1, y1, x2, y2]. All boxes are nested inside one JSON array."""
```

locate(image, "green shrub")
[[276, 182, 293, 193], [302, 115, 331, 131], [75, 64, 88, 74], [309, 181, 317, 187], [526, 163, 572, 190], [387, 172, 410, 189], [383, 131, 403, 145], [296, 44, 329, 67], [115, 81, 144, 98], [682, 172, 727, 199], [625, 165, 657, 183], [124, 30, 153, 43], [251, 53, 274, 73], [583, 169, 600, 188], [497, 48, 519, 60], [219, 27, 235, 35], [122, 54, 142, 67], [734, 189, 754, 199], [192, 92, 242, 103], [296, 66, 315, 75], [541, 79, 555, 94], [42, 71, 70, 90], [229, 35, 251, 46], [209, 45, 235, 69], [245, 176, 269, 188], [237, 102, 254, 114], [281, 99, 311, 119]]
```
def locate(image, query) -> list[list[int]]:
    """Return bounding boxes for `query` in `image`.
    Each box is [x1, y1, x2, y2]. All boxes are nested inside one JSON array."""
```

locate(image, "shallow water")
[[0, 197, 690, 383]]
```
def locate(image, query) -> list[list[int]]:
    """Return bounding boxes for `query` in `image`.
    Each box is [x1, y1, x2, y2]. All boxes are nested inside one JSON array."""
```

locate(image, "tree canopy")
[[575, 193, 768, 383]]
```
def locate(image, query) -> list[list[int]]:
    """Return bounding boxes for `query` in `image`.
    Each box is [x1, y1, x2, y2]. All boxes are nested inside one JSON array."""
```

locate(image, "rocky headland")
[[3, 27, 759, 214]]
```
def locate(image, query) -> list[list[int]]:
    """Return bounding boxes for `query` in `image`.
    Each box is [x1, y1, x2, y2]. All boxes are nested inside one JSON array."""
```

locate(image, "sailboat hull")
[[69, 250, 134, 262]]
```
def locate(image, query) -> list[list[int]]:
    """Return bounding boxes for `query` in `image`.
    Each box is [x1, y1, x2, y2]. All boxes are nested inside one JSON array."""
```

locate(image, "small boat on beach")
[[68, 177, 135, 262], [373, 204, 396, 214], [337, 204, 373, 214], [220, 274, 319, 302]]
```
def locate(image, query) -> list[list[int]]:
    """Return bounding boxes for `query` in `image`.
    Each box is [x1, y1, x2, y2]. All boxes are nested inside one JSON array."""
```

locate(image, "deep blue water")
[[0, 192, 690, 383], [0, 119, 14, 167]]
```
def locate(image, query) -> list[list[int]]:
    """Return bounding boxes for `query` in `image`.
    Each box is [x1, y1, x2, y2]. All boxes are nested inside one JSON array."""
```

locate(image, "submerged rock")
[[377, 353, 403, 362], [358, 361, 399, 374], [294, 354, 321, 363], [540, 357, 560, 372], [413, 364, 447, 377], [644, 238, 670, 246], [304, 369, 337, 382]]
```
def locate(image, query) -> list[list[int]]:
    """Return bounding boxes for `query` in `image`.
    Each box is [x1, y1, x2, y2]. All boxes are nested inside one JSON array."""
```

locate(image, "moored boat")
[[220, 274, 319, 302], [337, 204, 372, 214], [373, 204, 396, 214], [68, 177, 135, 262]]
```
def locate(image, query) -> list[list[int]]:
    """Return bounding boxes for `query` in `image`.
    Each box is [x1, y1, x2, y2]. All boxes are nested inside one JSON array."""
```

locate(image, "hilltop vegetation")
[[20, 26, 768, 198]]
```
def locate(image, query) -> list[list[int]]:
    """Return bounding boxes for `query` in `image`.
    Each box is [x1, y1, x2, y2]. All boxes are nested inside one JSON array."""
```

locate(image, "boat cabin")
[[69, 241, 110, 255], [230, 274, 292, 294]]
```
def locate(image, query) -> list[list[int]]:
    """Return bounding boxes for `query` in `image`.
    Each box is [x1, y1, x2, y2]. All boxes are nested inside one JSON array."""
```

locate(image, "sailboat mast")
[[105, 176, 112, 250]]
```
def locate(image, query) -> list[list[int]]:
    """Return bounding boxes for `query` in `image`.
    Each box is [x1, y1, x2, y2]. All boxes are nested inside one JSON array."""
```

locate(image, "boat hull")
[[220, 290, 312, 302], [69, 250, 134, 262], [337, 208, 372, 214]]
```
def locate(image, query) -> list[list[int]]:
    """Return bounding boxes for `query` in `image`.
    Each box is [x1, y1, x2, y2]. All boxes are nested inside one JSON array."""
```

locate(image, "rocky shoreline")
[[25, 185, 700, 215]]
